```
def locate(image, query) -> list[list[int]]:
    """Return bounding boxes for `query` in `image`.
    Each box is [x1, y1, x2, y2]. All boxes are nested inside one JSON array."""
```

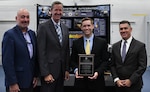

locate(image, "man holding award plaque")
[[71, 18, 109, 92]]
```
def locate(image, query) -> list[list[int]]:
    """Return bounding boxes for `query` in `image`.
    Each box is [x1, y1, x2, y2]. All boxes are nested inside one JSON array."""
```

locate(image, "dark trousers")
[[74, 77, 104, 92], [6, 87, 33, 92], [40, 74, 64, 92], [115, 86, 141, 92]]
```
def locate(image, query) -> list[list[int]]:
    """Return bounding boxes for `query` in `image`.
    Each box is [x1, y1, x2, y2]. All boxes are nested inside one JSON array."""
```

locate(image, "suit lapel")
[[91, 36, 95, 54], [125, 38, 135, 60], [79, 37, 85, 54], [122, 38, 136, 63], [48, 20, 61, 46], [15, 26, 27, 46], [116, 41, 122, 62], [28, 31, 35, 46], [28, 30, 36, 57], [81, 38, 85, 53], [15, 26, 30, 57]]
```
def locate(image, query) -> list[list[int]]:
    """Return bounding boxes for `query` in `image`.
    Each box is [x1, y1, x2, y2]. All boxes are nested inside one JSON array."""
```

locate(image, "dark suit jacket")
[[37, 19, 69, 79], [2, 25, 38, 88], [110, 38, 147, 89], [71, 36, 108, 89]]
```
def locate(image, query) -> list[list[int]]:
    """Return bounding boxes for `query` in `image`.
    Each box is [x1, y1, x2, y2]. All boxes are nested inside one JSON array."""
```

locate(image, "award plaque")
[[78, 54, 94, 76]]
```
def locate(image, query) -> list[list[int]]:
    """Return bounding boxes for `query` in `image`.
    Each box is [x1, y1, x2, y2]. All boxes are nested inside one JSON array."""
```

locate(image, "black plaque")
[[78, 54, 94, 76]]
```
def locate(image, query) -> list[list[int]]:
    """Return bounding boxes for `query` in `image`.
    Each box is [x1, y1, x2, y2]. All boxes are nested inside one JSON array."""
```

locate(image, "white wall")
[[0, 0, 150, 66]]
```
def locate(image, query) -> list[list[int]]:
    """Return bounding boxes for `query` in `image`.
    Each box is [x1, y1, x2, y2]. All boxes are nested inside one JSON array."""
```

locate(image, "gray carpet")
[[0, 66, 5, 92], [142, 66, 150, 92]]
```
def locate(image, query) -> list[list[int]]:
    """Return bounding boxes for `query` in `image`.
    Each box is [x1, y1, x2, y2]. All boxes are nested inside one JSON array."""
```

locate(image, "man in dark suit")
[[2, 8, 39, 92], [110, 20, 147, 92], [71, 17, 109, 92], [37, 1, 69, 92]]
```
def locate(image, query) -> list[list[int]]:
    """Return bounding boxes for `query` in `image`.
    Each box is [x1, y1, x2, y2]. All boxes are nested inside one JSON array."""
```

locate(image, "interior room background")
[[0, 0, 150, 66]]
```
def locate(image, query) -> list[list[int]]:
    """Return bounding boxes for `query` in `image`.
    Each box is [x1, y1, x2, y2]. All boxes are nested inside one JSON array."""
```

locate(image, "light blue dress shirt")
[[23, 31, 33, 58]]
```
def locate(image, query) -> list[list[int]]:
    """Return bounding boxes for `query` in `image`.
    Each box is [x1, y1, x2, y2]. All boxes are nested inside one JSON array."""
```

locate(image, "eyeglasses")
[[120, 27, 128, 30]]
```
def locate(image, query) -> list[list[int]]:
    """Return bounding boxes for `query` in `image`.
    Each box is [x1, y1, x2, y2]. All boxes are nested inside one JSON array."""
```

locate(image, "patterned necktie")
[[23, 32, 33, 58], [122, 40, 127, 62], [85, 39, 90, 55], [55, 24, 62, 44]]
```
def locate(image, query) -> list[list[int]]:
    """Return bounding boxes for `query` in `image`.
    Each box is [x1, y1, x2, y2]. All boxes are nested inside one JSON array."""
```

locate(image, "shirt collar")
[[84, 33, 94, 42], [22, 28, 30, 34], [122, 36, 133, 44], [51, 18, 60, 26]]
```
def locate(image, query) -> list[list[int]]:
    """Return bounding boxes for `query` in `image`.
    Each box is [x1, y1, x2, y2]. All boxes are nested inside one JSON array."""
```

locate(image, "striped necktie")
[[55, 24, 62, 44]]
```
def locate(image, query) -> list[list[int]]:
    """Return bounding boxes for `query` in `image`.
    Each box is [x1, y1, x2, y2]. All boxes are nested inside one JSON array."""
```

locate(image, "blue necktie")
[[55, 24, 62, 44], [122, 40, 127, 62]]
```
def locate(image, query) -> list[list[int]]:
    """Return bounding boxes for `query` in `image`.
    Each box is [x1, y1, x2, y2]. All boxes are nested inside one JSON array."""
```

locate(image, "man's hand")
[[116, 80, 125, 87], [116, 79, 132, 87], [123, 79, 132, 87], [9, 83, 20, 92], [65, 71, 70, 80], [33, 77, 39, 88], [44, 74, 55, 83], [75, 70, 84, 78], [88, 72, 98, 79]]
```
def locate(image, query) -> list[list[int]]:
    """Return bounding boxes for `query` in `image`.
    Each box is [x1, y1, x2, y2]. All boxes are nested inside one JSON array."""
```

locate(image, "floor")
[[0, 66, 150, 92], [0, 66, 5, 92]]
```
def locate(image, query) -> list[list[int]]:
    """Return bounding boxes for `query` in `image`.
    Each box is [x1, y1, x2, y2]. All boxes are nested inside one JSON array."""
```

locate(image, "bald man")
[[2, 8, 39, 92]]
